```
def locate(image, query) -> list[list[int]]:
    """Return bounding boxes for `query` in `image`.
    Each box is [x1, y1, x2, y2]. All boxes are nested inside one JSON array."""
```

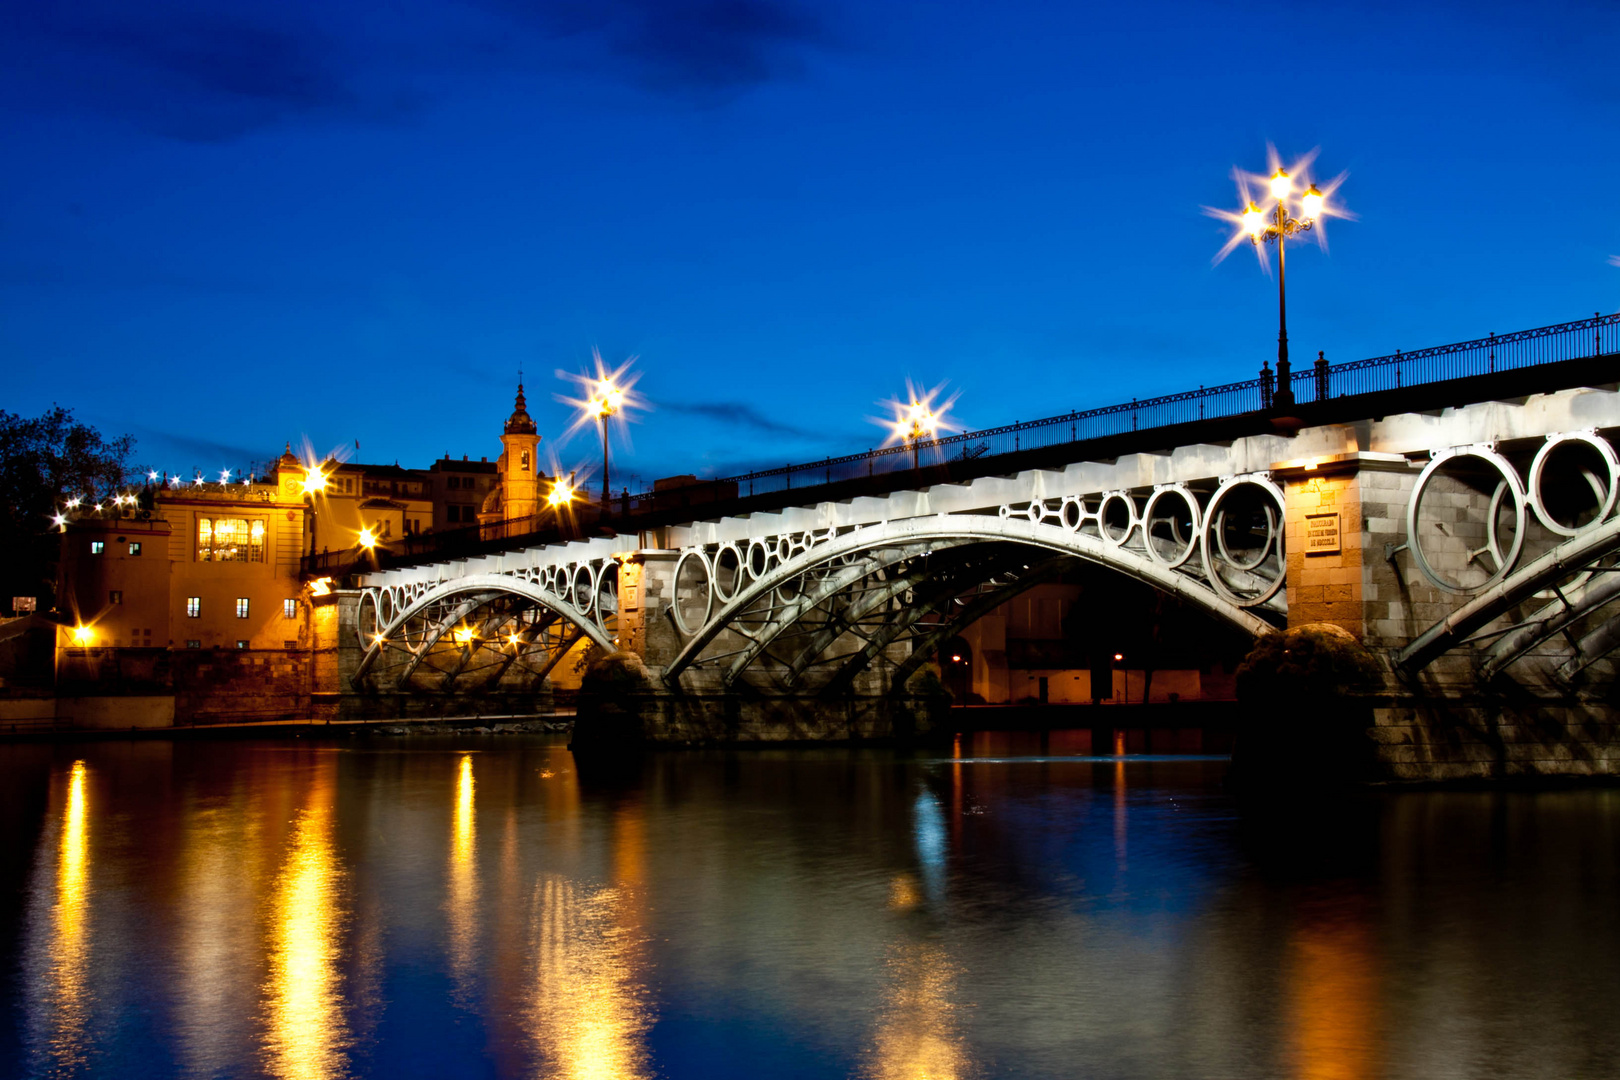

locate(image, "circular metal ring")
[[1200, 475, 1287, 607], [571, 564, 596, 617], [1142, 485, 1202, 568], [1528, 431, 1620, 538], [595, 568, 618, 632], [998, 504, 1012, 519], [1097, 492, 1137, 547], [1406, 445, 1527, 595], [1025, 501, 1044, 524], [747, 540, 772, 580], [1060, 496, 1085, 532], [713, 544, 744, 602]]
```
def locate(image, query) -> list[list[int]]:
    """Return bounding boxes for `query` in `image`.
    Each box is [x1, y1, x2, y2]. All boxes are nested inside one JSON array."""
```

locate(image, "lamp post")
[[588, 378, 624, 512], [300, 466, 328, 560], [1240, 168, 1326, 410], [904, 400, 938, 470]]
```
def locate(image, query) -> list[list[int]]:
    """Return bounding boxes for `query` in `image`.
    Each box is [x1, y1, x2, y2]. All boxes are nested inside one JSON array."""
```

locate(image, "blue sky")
[[3, 0, 1617, 488]]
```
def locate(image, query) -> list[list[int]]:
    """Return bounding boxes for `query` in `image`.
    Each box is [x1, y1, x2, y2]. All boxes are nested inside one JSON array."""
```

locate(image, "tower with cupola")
[[496, 383, 542, 523]]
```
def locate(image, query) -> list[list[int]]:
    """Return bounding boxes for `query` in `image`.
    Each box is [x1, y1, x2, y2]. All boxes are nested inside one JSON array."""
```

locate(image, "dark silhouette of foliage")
[[0, 406, 138, 614]]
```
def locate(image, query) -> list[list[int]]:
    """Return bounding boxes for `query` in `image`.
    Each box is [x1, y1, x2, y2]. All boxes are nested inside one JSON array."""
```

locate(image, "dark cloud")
[[2, 4, 394, 141], [500, 0, 831, 95], [117, 421, 265, 472], [659, 400, 824, 440]]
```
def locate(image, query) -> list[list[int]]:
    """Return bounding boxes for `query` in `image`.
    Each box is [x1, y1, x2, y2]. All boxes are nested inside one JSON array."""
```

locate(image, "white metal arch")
[[354, 572, 614, 687], [664, 514, 1278, 682]]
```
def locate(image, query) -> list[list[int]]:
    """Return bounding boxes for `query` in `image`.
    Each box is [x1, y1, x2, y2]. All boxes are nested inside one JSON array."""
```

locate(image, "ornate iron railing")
[[698, 312, 1620, 502]]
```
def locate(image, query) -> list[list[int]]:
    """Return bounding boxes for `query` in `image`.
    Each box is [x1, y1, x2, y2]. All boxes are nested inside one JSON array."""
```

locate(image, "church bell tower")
[[499, 383, 541, 522]]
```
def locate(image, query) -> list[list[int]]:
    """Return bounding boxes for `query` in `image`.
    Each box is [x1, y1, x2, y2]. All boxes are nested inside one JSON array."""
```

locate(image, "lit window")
[[90, 541, 104, 555], [185, 639, 201, 649], [235, 598, 250, 618], [186, 597, 200, 618], [521, 450, 531, 472], [128, 542, 142, 556], [283, 598, 297, 619], [109, 590, 123, 604], [236, 640, 249, 649], [198, 518, 265, 562]]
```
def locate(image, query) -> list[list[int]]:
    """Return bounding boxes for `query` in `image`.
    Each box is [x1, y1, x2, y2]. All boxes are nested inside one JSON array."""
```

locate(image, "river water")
[[2, 732, 1617, 1079]]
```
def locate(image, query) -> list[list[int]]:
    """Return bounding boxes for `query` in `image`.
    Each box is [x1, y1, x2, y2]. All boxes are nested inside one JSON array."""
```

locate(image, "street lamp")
[[904, 400, 938, 470], [300, 466, 328, 559], [588, 377, 624, 512], [547, 477, 576, 509], [1238, 166, 1330, 409]]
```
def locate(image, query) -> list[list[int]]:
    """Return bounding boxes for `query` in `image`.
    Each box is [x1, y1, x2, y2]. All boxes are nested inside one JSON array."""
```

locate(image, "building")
[[56, 479, 308, 652]]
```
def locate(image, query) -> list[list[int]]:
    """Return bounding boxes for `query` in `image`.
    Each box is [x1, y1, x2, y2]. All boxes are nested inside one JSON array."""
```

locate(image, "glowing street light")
[[904, 400, 938, 470], [589, 376, 624, 511], [547, 478, 576, 509], [72, 625, 95, 646], [357, 526, 377, 549], [1215, 153, 1346, 410]]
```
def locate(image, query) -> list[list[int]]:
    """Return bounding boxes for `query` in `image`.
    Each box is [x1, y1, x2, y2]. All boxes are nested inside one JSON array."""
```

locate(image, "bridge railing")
[[1285, 311, 1620, 404], [702, 312, 1620, 504]]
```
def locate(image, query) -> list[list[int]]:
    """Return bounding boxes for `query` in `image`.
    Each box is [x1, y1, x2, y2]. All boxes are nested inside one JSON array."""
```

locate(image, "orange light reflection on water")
[[524, 801, 654, 1080], [863, 940, 971, 1080], [448, 754, 480, 1000], [1288, 906, 1380, 1080], [36, 760, 93, 1072], [261, 763, 351, 1080]]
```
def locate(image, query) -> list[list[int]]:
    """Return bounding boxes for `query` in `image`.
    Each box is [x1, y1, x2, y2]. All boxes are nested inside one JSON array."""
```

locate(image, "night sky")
[[3, 0, 1617, 489]]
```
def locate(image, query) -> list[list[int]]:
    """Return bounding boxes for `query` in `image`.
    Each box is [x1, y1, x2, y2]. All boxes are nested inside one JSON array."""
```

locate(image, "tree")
[[0, 406, 138, 615]]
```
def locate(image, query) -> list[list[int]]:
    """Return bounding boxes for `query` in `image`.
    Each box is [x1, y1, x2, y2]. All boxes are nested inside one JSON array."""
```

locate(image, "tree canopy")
[[0, 406, 138, 614]]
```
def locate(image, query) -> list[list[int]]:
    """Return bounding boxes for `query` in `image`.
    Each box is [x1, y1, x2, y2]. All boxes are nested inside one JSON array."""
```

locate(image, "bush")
[[1236, 623, 1383, 704]]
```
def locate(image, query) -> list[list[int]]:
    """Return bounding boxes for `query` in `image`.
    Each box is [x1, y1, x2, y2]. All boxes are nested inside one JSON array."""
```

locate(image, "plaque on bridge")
[[1305, 512, 1341, 555]]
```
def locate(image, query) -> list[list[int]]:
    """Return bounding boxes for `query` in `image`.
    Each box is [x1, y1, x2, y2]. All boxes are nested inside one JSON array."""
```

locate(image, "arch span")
[[663, 514, 1279, 683], [354, 572, 614, 689]]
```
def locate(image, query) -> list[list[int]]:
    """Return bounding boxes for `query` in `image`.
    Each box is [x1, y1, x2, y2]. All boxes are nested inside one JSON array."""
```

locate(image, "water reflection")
[[177, 796, 265, 1076], [864, 940, 971, 1080], [524, 802, 654, 1080], [26, 760, 93, 1074], [448, 753, 480, 1001], [1289, 902, 1380, 1080], [260, 759, 352, 1080]]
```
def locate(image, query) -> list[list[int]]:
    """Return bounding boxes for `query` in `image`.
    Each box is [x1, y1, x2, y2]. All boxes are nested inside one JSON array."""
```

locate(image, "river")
[[2, 732, 1617, 1078]]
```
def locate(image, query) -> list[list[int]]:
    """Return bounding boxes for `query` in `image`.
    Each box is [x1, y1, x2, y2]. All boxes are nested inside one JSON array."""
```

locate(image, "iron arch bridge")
[[351, 472, 1290, 695]]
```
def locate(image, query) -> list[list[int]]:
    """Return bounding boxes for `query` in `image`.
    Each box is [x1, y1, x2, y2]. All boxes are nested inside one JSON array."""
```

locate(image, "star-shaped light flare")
[[1204, 145, 1353, 272], [872, 380, 961, 452], [553, 349, 644, 447]]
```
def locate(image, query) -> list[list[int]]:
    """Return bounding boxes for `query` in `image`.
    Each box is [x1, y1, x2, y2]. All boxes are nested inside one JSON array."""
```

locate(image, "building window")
[[128, 542, 142, 556], [198, 518, 265, 562], [283, 639, 298, 650], [521, 450, 531, 472], [90, 541, 104, 555], [284, 598, 297, 619], [448, 475, 460, 490], [236, 640, 249, 649], [109, 590, 123, 605], [186, 597, 200, 618], [235, 598, 250, 618], [186, 640, 201, 649], [447, 505, 460, 523]]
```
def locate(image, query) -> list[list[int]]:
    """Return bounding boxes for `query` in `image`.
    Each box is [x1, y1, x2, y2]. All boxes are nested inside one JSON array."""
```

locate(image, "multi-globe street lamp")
[[588, 377, 624, 512], [903, 400, 938, 470], [1238, 167, 1327, 409]]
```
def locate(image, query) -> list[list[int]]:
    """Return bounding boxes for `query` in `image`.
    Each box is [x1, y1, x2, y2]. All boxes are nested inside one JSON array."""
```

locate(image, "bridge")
[[327, 313, 1620, 780]]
